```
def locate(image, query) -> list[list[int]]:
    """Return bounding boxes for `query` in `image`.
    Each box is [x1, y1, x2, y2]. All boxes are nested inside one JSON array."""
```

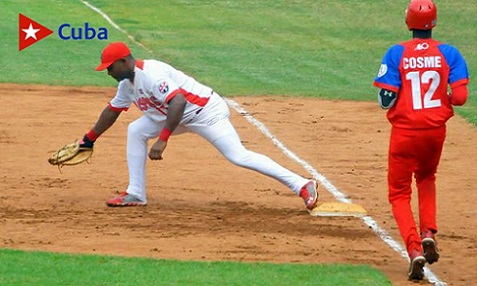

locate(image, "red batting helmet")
[[405, 0, 437, 30]]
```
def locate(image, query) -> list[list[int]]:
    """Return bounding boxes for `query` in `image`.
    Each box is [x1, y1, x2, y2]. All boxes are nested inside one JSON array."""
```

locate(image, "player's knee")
[[225, 153, 245, 166], [224, 149, 253, 167], [127, 121, 144, 138]]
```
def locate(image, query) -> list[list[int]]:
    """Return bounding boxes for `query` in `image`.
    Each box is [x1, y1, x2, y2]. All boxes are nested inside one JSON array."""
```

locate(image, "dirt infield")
[[1, 83, 476, 286]]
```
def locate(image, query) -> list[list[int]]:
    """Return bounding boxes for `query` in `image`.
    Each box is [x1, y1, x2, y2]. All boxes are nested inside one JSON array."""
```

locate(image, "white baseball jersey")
[[109, 60, 215, 124], [111, 60, 311, 204]]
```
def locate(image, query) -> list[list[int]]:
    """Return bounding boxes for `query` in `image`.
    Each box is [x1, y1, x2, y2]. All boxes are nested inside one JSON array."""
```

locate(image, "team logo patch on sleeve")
[[377, 64, 388, 77], [158, 81, 169, 94]]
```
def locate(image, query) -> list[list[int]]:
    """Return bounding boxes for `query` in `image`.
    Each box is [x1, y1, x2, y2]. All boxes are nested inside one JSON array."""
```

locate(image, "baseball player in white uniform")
[[80, 42, 318, 210]]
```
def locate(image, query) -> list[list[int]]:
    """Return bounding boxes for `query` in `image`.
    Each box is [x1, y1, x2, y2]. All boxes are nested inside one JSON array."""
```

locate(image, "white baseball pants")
[[125, 94, 309, 202]]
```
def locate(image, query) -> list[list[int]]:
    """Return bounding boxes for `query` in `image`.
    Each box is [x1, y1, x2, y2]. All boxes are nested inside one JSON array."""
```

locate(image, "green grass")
[[0, 0, 153, 87], [1, 0, 475, 123], [0, 249, 392, 286]]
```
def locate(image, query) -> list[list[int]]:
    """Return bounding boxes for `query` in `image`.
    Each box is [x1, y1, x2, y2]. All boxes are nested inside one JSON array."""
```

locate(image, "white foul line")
[[225, 100, 445, 286], [79, 0, 153, 54], [80, 1, 446, 285]]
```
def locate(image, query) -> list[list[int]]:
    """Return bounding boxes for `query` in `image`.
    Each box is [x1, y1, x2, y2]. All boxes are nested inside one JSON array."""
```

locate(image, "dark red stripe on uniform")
[[108, 103, 128, 112], [177, 88, 210, 107], [373, 82, 399, 93]]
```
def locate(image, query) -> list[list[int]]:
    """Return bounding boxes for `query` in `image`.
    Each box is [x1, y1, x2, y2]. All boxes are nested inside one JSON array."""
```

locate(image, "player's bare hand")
[[149, 140, 167, 160]]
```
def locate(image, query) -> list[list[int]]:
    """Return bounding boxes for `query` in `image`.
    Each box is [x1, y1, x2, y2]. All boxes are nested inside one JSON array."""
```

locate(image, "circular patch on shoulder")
[[377, 64, 388, 78], [158, 81, 169, 94]]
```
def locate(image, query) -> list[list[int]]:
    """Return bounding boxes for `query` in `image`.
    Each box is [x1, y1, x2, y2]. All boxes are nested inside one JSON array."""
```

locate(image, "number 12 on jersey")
[[406, 71, 441, 110]]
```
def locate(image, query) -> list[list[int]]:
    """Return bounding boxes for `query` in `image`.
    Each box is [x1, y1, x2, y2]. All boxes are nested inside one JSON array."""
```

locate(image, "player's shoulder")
[[142, 59, 164, 68], [397, 38, 461, 56], [433, 40, 467, 63], [143, 59, 173, 67], [143, 59, 176, 74], [140, 59, 179, 84], [383, 43, 405, 58], [436, 41, 460, 53], [115, 79, 130, 94]]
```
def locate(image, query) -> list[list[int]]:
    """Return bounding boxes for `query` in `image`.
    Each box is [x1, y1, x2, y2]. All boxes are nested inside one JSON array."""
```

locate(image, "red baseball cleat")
[[106, 191, 147, 207], [299, 180, 319, 210]]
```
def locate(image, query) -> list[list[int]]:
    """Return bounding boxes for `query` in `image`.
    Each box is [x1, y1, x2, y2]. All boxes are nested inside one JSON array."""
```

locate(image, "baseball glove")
[[48, 140, 93, 167]]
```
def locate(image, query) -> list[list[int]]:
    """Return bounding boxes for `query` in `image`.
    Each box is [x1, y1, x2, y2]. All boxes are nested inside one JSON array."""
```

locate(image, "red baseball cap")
[[95, 42, 131, 71]]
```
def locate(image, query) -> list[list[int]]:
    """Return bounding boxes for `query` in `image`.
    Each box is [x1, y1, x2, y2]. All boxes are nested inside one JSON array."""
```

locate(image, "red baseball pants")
[[387, 125, 446, 255]]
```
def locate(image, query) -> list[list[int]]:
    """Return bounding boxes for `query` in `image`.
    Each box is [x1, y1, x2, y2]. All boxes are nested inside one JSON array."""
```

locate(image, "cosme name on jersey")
[[58, 23, 108, 40], [403, 56, 442, 70]]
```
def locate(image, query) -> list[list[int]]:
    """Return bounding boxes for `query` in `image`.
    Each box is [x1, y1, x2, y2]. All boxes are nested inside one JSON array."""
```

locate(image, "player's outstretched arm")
[[92, 105, 122, 134], [81, 105, 122, 146]]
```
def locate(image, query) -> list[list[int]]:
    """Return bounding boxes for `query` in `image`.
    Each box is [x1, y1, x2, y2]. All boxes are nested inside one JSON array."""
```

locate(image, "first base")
[[309, 202, 367, 217]]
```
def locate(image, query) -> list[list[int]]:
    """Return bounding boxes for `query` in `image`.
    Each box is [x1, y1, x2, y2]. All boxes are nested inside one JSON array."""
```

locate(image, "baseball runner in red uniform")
[[79, 42, 318, 211], [373, 0, 469, 280]]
